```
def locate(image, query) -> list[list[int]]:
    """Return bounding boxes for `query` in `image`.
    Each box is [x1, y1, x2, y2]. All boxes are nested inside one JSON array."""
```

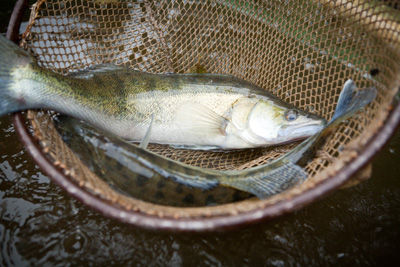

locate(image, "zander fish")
[[55, 80, 376, 201], [54, 115, 251, 207], [0, 35, 325, 150]]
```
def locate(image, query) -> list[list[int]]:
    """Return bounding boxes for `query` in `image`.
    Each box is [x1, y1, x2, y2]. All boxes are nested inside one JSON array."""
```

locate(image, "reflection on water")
[[1, 113, 400, 265]]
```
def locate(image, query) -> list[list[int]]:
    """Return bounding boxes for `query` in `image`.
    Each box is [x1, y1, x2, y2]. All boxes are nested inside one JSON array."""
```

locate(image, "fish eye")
[[284, 110, 298, 121]]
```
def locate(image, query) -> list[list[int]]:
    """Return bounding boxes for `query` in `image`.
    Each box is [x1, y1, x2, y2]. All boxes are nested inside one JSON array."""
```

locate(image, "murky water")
[[2, 113, 400, 265], [1, 2, 400, 265]]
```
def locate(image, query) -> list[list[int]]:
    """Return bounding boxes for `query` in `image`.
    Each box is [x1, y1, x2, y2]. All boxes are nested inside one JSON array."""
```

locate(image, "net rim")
[[11, 103, 400, 231], [8, 0, 400, 231]]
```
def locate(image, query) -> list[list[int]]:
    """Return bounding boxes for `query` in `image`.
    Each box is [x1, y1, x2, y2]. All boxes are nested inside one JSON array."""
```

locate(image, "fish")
[[54, 79, 376, 202], [54, 115, 251, 207], [0, 35, 325, 150]]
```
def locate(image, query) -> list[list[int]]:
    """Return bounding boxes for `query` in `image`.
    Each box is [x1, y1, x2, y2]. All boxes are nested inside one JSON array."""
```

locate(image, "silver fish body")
[[0, 35, 325, 150], [120, 80, 326, 149]]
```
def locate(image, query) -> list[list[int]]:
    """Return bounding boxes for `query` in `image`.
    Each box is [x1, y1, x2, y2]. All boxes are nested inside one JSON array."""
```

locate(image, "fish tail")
[[219, 80, 377, 198], [220, 162, 308, 198], [0, 34, 34, 116], [329, 80, 377, 125]]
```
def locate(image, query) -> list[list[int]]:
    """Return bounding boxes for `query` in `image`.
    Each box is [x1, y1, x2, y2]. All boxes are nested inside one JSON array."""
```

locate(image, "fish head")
[[246, 100, 326, 145]]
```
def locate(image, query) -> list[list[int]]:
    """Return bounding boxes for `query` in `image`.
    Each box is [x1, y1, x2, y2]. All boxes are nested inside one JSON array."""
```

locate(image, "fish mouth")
[[278, 120, 326, 139]]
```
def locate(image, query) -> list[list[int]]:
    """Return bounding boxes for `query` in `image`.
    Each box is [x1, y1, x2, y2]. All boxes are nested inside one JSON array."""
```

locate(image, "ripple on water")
[[1, 116, 400, 265]]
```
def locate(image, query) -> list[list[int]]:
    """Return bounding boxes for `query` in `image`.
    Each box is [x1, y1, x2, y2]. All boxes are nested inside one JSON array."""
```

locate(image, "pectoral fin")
[[175, 103, 228, 136]]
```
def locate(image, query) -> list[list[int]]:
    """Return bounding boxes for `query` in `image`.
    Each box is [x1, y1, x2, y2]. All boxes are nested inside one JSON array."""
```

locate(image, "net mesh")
[[21, 0, 400, 210]]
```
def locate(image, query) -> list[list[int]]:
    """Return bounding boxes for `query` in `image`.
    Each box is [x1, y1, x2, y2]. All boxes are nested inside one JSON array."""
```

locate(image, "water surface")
[[1, 111, 400, 266]]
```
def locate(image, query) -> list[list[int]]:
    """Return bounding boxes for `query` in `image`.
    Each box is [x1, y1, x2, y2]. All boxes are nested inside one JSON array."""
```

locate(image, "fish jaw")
[[220, 120, 325, 149], [277, 119, 326, 143]]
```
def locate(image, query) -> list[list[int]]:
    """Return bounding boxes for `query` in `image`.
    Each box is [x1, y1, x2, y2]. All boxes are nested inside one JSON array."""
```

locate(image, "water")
[[1, 113, 400, 265]]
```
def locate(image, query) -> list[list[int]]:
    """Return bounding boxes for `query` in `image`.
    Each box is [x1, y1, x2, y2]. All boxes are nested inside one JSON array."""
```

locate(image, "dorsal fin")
[[68, 64, 126, 79]]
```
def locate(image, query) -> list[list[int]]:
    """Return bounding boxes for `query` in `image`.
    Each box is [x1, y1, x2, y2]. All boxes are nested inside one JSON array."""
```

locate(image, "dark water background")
[[1, 2, 400, 266]]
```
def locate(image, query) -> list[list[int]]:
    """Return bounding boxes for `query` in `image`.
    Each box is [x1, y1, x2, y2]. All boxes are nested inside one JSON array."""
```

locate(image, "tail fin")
[[220, 161, 308, 198], [0, 34, 33, 116], [329, 80, 377, 125], [220, 80, 377, 198]]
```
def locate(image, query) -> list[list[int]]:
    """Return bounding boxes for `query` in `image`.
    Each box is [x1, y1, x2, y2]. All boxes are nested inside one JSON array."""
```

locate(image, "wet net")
[[20, 0, 400, 212]]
